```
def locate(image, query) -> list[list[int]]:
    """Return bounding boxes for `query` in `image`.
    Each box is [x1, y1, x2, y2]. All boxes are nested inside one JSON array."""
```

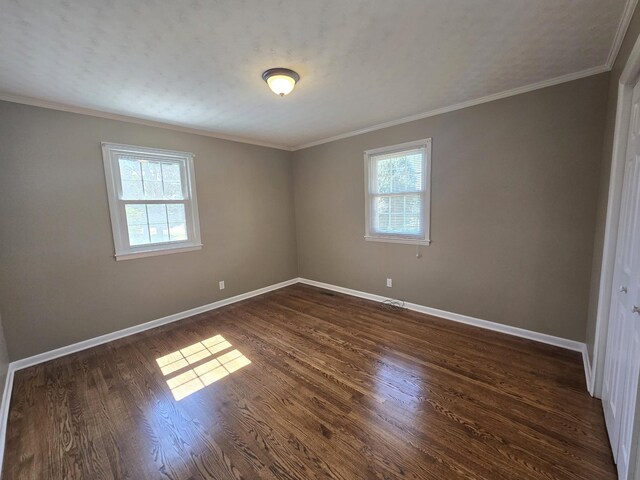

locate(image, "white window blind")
[[365, 139, 431, 245], [102, 143, 202, 260]]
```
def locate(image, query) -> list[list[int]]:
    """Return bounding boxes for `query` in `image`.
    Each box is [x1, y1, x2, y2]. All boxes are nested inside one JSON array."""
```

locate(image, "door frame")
[[594, 34, 640, 398]]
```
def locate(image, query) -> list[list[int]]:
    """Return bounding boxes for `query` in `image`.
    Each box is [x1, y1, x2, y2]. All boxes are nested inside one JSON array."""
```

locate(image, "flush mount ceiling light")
[[262, 68, 300, 96]]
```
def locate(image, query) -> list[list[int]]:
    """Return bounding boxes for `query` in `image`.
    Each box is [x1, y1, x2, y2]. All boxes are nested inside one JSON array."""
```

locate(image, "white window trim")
[[364, 138, 432, 246], [102, 142, 203, 261]]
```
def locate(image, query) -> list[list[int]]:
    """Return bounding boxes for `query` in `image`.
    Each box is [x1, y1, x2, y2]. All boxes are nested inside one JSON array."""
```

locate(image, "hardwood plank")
[[2, 284, 616, 479]]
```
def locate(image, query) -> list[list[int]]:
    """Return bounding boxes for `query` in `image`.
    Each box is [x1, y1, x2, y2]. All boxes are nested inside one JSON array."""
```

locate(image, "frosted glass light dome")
[[262, 68, 300, 96]]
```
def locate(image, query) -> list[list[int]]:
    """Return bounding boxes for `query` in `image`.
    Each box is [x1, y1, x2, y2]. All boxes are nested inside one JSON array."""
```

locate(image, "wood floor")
[[3, 284, 615, 479]]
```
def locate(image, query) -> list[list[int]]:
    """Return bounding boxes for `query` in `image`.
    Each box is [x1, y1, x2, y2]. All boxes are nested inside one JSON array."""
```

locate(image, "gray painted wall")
[[586, 9, 640, 364], [0, 71, 613, 361], [0, 101, 298, 360], [293, 73, 609, 342]]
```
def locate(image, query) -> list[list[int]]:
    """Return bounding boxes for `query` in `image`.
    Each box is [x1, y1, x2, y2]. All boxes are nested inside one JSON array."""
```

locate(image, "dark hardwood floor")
[[3, 284, 616, 479]]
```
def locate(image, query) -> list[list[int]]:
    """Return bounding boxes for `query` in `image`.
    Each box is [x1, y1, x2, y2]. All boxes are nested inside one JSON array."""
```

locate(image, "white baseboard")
[[298, 278, 593, 393], [4, 275, 591, 375], [583, 345, 594, 396], [10, 278, 298, 372], [0, 276, 592, 475], [0, 366, 15, 477], [298, 278, 586, 352]]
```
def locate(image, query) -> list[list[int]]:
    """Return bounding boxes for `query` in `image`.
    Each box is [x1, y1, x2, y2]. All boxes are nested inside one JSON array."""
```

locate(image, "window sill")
[[364, 236, 430, 246], [115, 244, 203, 261]]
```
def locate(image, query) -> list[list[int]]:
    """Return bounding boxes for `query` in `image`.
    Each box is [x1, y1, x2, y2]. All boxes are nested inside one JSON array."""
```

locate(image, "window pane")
[[374, 150, 423, 194], [372, 194, 422, 235], [162, 163, 181, 183], [125, 204, 148, 226], [162, 162, 184, 200], [122, 180, 144, 200], [163, 182, 183, 199], [143, 180, 164, 199], [141, 161, 163, 182], [147, 204, 167, 224], [169, 223, 188, 241], [125, 203, 189, 246], [380, 214, 420, 235], [119, 158, 142, 181], [395, 172, 422, 192], [149, 224, 170, 243], [375, 196, 390, 214], [405, 195, 421, 214], [390, 196, 404, 213], [167, 204, 186, 223], [405, 215, 420, 229], [118, 157, 184, 201], [374, 213, 390, 232], [128, 225, 150, 246], [376, 161, 394, 194]]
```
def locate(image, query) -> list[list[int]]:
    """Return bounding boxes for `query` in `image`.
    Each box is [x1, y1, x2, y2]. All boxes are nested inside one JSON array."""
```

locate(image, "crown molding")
[[292, 64, 610, 150], [0, 92, 293, 152], [606, 0, 639, 69]]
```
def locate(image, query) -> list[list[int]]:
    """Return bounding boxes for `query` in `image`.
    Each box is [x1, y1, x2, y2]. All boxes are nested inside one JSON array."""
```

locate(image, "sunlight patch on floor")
[[156, 335, 251, 401]]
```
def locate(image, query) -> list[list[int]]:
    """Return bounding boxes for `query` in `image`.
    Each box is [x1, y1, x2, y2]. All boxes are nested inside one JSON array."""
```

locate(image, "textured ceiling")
[[0, 0, 632, 149]]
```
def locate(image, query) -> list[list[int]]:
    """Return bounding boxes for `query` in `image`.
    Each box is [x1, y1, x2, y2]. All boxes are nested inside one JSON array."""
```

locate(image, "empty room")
[[2, 0, 640, 478]]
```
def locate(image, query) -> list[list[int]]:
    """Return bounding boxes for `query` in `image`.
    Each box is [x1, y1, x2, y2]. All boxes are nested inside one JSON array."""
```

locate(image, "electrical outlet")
[[386, 278, 392, 288], [219, 281, 225, 290]]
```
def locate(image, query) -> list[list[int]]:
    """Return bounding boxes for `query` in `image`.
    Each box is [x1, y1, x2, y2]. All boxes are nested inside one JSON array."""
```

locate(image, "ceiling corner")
[[606, 0, 639, 69]]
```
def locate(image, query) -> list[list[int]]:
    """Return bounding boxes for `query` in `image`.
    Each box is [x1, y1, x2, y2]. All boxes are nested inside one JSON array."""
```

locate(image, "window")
[[102, 143, 202, 260], [364, 138, 431, 245]]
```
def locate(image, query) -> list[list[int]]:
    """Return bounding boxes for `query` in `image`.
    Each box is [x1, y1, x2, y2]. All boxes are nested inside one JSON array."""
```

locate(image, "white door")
[[602, 80, 640, 480]]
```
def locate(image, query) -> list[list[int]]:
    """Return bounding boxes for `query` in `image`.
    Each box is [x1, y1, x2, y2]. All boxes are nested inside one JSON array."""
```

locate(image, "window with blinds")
[[364, 139, 431, 245], [102, 143, 202, 260]]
